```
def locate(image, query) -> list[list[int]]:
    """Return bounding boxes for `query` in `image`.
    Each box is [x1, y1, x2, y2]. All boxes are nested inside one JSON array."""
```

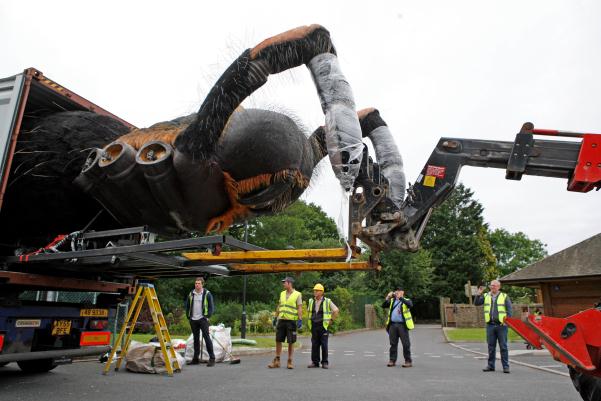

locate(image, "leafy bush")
[[211, 301, 242, 329], [231, 319, 241, 336], [329, 287, 353, 311], [372, 303, 388, 328], [169, 316, 192, 336], [328, 310, 354, 333], [252, 310, 275, 333]]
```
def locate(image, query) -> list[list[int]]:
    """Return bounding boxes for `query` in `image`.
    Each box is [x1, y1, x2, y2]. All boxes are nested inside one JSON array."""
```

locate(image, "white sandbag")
[[184, 324, 232, 362], [125, 340, 185, 374]]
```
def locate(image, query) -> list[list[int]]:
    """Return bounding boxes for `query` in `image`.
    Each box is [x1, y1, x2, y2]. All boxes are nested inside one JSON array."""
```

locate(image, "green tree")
[[420, 184, 493, 302], [487, 228, 547, 302], [250, 201, 339, 249], [367, 249, 434, 300], [488, 228, 547, 277]]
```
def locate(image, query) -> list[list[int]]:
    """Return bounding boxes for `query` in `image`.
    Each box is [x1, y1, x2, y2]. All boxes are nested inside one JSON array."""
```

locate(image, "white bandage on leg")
[[368, 126, 406, 207], [308, 53, 363, 191]]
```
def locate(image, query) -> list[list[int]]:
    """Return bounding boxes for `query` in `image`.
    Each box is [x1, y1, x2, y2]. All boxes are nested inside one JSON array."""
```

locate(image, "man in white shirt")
[[185, 277, 215, 366]]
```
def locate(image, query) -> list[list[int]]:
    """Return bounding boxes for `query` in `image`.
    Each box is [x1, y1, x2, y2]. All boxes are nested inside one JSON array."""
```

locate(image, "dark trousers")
[[311, 325, 329, 365], [190, 318, 215, 360], [486, 323, 509, 369], [388, 322, 411, 363]]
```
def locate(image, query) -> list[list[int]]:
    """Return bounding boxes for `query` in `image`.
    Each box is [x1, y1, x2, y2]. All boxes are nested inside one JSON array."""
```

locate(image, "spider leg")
[[174, 24, 363, 189], [358, 108, 406, 207], [308, 108, 406, 206], [237, 179, 294, 208], [205, 169, 309, 233]]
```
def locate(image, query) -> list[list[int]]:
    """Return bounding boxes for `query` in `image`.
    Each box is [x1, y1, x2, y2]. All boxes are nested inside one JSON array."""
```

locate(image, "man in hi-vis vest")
[[268, 277, 302, 369], [184, 277, 215, 366], [475, 280, 513, 373], [382, 286, 414, 368], [307, 283, 339, 369]]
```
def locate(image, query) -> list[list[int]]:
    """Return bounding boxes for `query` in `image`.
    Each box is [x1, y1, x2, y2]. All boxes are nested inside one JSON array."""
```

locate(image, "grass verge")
[[445, 327, 523, 342]]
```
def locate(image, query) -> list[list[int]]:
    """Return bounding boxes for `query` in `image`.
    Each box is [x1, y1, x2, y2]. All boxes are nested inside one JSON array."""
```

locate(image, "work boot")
[[207, 359, 215, 367], [287, 359, 294, 369], [321, 362, 329, 369], [188, 358, 200, 365], [267, 356, 280, 368], [402, 362, 412, 368], [307, 363, 319, 368], [387, 361, 396, 367]]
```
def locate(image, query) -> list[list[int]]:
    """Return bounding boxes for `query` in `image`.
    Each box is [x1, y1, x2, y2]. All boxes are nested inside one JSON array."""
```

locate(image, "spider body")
[[1, 25, 405, 248]]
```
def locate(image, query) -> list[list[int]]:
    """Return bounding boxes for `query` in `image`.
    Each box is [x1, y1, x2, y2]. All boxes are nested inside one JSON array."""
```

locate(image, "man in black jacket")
[[382, 286, 414, 367], [185, 277, 216, 366]]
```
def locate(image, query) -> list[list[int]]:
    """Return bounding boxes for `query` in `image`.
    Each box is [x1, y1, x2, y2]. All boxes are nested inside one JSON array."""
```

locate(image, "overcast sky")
[[2, 0, 599, 254]]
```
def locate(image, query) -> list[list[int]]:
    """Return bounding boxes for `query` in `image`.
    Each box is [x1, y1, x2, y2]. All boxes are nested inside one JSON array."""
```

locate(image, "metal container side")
[[0, 68, 136, 211]]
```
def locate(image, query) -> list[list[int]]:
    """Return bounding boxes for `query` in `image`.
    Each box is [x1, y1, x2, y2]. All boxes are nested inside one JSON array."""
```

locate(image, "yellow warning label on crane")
[[423, 176, 436, 187]]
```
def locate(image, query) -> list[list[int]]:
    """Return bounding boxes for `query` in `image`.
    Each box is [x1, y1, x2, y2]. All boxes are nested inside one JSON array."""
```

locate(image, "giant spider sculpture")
[[2, 25, 405, 246]]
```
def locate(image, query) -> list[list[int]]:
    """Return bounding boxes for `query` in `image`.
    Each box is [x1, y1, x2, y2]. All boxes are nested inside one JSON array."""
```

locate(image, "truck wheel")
[[569, 367, 601, 401], [17, 359, 57, 373]]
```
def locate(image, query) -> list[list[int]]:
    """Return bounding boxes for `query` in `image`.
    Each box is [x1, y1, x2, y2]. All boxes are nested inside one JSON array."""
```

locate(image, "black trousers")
[[388, 322, 411, 363], [311, 325, 329, 365], [190, 318, 215, 360]]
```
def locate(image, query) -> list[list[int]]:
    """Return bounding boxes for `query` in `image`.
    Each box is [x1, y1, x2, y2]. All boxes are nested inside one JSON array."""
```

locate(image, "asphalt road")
[[0, 325, 580, 401]]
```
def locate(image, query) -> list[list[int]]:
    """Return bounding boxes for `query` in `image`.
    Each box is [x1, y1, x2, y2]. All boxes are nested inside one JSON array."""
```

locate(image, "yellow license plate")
[[52, 320, 71, 336], [80, 308, 108, 317]]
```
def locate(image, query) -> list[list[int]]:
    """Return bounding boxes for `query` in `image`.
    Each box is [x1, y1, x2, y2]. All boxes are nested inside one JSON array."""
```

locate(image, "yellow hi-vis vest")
[[484, 292, 507, 324], [307, 297, 332, 330], [187, 290, 209, 318], [386, 299, 414, 330], [278, 290, 301, 320]]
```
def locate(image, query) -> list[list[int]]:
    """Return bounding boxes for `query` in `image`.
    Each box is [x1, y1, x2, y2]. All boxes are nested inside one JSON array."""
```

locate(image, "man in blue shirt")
[[382, 286, 414, 367]]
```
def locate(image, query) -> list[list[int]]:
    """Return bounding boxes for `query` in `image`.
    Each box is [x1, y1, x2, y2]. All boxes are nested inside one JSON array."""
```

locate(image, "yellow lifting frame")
[[182, 247, 359, 262], [228, 261, 373, 273], [182, 247, 379, 273]]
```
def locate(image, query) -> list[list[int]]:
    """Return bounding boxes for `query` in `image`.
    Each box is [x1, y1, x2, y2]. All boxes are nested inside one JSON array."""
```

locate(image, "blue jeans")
[[486, 323, 509, 369]]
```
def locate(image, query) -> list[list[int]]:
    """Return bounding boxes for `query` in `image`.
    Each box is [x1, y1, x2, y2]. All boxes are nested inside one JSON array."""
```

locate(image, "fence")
[[441, 302, 544, 328], [19, 290, 97, 303]]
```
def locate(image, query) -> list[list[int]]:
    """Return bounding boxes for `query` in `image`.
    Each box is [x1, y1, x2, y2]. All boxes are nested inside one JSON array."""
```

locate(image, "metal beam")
[[183, 248, 356, 262], [223, 236, 266, 251], [3, 235, 227, 263], [0, 271, 132, 292], [228, 261, 374, 273]]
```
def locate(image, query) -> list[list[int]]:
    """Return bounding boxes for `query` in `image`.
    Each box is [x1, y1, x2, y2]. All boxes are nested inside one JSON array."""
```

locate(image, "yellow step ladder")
[[103, 283, 181, 376]]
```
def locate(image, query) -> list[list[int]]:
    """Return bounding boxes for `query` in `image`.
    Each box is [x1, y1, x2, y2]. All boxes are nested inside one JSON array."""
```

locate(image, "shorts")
[[275, 319, 297, 344]]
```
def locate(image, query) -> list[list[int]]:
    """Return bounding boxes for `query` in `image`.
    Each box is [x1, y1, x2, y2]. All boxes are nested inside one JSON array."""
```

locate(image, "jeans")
[[388, 322, 411, 363], [486, 323, 509, 369], [190, 317, 215, 360], [311, 325, 329, 365]]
